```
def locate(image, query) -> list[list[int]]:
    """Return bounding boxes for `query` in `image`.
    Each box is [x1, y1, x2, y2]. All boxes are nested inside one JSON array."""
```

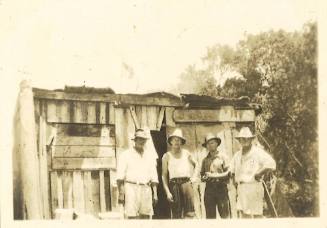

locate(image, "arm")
[[161, 153, 173, 202], [255, 150, 276, 181], [150, 159, 159, 205], [188, 152, 200, 182], [116, 152, 127, 204]]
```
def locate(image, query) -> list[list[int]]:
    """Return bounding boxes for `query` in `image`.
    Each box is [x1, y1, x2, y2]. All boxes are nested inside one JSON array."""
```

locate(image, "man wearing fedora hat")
[[229, 127, 276, 218], [161, 128, 199, 219], [116, 129, 159, 219], [200, 133, 231, 219]]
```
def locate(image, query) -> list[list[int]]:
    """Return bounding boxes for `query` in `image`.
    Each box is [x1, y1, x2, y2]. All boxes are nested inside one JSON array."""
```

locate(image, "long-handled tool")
[[262, 180, 278, 217]]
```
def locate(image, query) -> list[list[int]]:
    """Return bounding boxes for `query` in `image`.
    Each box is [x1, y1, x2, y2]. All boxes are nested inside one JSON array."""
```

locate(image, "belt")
[[169, 177, 190, 184], [125, 180, 151, 186]]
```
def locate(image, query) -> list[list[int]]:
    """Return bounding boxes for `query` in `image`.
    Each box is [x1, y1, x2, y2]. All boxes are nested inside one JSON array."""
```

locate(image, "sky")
[[0, 0, 318, 94]]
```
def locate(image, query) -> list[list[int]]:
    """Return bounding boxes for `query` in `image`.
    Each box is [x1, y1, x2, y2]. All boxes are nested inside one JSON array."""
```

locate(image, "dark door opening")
[[150, 127, 170, 219]]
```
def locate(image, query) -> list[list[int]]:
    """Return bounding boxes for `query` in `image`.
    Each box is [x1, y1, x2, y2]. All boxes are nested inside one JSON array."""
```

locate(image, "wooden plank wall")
[[50, 170, 111, 217], [46, 100, 115, 124]]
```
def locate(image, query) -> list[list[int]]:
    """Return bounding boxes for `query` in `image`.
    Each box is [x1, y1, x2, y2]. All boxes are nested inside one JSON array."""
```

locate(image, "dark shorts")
[[169, 177, 195, 218]]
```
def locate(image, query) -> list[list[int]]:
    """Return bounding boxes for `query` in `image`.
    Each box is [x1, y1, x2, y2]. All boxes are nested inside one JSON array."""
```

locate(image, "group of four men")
[[116, 127, 276, 219]]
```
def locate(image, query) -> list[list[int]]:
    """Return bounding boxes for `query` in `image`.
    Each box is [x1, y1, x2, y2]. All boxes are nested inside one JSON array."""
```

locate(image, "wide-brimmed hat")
[[235, 127, 255, 139], [202, 133, 221, 147], [167, 128, 186, 145], [131, 129, 149, 140]]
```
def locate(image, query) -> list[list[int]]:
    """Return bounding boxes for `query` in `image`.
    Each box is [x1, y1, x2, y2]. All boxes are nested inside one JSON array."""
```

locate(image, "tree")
[[176, 21, 318, 216]]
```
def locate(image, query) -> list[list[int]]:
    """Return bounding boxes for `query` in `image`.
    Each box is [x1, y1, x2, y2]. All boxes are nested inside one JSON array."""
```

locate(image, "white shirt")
[[116, 147, 159, 184], [166, 149, 192, 179], [229, 145, 276, 183]]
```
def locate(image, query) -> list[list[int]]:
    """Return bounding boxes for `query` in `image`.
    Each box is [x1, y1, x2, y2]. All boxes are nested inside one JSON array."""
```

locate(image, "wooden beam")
[[129, 106, 140, 129], [52, 157, 116, 170], [53, 145, 115, 158], [173, 107, 255, 123], [156, 107, 165, 130], [55, 136, 115, 146], [33, 89, 183, 107]]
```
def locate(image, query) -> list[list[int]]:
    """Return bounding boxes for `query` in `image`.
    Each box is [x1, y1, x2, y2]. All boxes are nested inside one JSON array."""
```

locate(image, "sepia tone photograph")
[[0, 0, 325, 226]]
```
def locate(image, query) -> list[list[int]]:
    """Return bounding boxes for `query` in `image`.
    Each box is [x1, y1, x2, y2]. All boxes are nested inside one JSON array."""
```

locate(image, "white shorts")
[[124, 182, 153, 217], [236, 182, 264, 215]]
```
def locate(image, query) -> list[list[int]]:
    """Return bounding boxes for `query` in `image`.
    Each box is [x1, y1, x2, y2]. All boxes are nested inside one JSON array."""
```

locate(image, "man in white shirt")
[[229, 127, 276, 218], [116, 129, 159, 219]]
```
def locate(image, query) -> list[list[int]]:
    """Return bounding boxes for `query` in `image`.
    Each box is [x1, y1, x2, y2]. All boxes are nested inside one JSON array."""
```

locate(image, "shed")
[[13, 85, 261, 219]]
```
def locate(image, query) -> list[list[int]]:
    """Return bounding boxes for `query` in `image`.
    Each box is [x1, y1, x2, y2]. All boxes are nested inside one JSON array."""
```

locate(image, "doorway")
[[150, 127, 170, 219]]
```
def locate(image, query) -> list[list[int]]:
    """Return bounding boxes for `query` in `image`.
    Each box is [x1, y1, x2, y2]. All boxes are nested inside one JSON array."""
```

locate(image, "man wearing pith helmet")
[[162, 128, 199, 219], [229, 127, 276, 218], [116, 129, 159, 219], [200, 133, 231, 219]]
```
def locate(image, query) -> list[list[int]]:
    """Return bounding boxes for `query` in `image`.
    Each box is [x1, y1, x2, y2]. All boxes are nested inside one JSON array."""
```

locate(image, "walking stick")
[[262, 180, 278, 218]]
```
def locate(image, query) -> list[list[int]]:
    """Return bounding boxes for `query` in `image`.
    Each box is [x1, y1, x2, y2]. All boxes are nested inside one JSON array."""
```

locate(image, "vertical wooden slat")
[[105, 103, 110, 124], [156, 107, 165, 130], [99, 103, 107, 124], [99, 171, 106, 212], [91, 171, 100, 215], [73, 171, 85, 213], [58, 101, 70, 123], [50, 171, 58, 218], [141, 106, 147, 128], [47, 100, 57, 122], [108, 103, 115, 125], [146, 106, 159, 130], [81, 102, 88, 123], [109, 170, 118, 212], [104, 171, 111, 211], [57, 171, 64, 209], [62, 171, 73, 208], [39, 101, 51, 218], [87, 102, 97, 124], [135, 105, 142, 128], [83, 171, 93, 214], [74, 102, 83, 123], [165, 107, 176, 127]]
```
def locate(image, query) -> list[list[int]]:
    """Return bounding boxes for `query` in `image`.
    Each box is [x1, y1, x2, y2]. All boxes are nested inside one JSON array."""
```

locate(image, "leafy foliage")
[[176, 22, 318, 216]]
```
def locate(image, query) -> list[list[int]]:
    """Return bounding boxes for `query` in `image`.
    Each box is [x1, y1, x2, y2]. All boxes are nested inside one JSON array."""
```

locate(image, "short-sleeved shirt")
[[116, 147, 159, 184], [229, 145, 276, 183], [200, 151, 229, 183]]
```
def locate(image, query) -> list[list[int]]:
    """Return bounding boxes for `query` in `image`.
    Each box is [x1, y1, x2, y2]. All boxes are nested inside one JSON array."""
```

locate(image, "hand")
[[153, 193, 158, 206], [255, 173, 262, 181], [166, 192, 174, 203], [118, 192, 125, 205], [205, 172, 213, 178]]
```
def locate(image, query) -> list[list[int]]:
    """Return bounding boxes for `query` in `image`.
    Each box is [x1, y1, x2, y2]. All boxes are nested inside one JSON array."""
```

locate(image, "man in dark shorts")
[[200, 133, 231, 219]]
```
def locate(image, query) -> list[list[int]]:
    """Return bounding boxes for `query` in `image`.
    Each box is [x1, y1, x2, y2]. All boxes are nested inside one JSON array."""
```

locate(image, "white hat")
[[202, 133, 221, 147], [167, 128, 186, 145], [131, 129, 149, 140], [235, 127, 255, 138]]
